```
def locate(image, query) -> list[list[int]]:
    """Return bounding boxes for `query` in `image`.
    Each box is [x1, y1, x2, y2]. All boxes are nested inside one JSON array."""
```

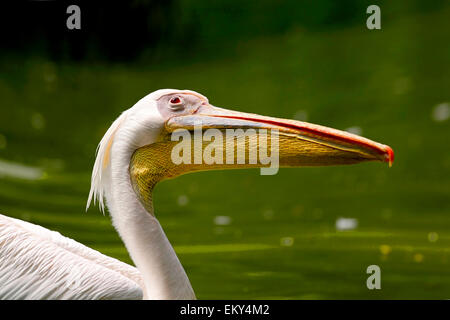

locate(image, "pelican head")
[[87, 88, 394, 214]]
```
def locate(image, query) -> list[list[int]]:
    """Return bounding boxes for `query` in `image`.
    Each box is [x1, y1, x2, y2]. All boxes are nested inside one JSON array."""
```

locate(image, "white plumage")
[[0, 214, 143, 299]]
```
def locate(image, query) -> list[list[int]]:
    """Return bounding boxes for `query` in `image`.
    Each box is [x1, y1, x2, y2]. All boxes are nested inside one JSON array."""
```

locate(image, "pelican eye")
[[169, 96, 185, 111], [170, 97, 182, 105]]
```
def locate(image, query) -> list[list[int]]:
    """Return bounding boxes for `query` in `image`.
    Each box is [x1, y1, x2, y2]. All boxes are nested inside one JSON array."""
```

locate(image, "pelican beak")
[[130, 103, 393, 212], [165, 104, 394, 168]]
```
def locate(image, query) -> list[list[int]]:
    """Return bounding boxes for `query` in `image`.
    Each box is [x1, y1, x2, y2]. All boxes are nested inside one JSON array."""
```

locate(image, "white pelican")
[[0, 89, 394, 299]]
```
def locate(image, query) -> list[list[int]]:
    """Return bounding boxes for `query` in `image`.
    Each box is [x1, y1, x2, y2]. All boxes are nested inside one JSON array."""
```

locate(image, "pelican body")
[[0, 89, 394, 299]]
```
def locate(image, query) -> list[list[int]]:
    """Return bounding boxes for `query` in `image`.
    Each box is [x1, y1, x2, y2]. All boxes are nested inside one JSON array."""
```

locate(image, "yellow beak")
[[130, 103, 393, 212], [165, 104, 394, 167]]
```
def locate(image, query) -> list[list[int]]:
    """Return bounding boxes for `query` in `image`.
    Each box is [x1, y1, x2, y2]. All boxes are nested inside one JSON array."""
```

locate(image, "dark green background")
[[0, 1, 449, 298]]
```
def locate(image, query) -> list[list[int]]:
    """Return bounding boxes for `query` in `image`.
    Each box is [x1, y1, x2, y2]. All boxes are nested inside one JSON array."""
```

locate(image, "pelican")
[[0, 89, 394, 299]]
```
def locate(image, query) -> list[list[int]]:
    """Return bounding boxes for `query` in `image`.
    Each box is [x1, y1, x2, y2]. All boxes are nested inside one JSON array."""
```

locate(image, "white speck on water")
[[0, 159, 43, 180], [214, 215, 232, 226], [293, 110, 308, 121], [345, 126, 363, 136], [428, 232, 439, 243], [432, 102, 450, 122], [31, 113, 46, 130], [280, 237, 294, 247], [336, 217, 358, 231], [177, 195, 189, 206]]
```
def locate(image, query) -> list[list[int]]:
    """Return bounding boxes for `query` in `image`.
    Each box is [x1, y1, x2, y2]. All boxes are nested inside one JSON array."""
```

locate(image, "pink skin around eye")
[[170, 97, 181, 104]]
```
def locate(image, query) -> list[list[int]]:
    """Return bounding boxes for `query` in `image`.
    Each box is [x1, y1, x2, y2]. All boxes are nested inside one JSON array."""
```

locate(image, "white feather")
[[0, 213, 144, 299], [86, 111, 128, 213]]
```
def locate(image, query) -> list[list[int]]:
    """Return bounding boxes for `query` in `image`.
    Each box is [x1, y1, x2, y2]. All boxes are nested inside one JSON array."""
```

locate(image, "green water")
[[0, 7, 449, 299]]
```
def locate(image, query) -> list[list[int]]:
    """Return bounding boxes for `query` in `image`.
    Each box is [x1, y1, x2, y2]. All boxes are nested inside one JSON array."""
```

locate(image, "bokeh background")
[[0, 0, 449, 299]]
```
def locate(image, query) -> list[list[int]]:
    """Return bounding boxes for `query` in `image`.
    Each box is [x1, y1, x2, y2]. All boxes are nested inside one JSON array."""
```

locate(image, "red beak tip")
[[385, 146, 394, 167]]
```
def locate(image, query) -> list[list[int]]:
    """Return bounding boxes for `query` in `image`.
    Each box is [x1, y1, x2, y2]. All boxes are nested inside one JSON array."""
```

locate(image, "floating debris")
[[432, 102, 449, 122], [177, 195, 189, 206], [214, 215, 231, 226], [336, 217, 358, 231], [428, 232, 439, 243], [280, 236, 294, 247]]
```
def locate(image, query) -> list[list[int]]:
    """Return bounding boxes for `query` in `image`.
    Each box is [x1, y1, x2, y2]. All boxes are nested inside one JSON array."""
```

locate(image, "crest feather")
[[86, 112, 128, 213]]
